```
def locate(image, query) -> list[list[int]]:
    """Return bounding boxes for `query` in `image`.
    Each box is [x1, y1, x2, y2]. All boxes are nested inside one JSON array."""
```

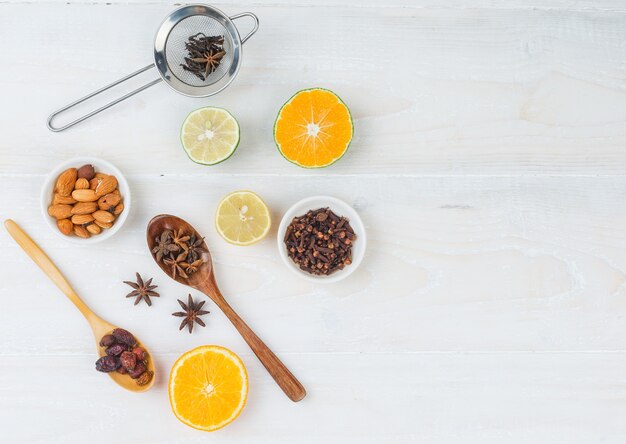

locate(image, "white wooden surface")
[[1, 1, 626, 442]]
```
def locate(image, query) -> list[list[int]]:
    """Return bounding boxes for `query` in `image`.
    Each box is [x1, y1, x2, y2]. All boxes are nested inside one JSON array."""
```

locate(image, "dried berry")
[[95, 355, 120, 373], [132, 347, 147, 361], [136, 371, 154, 386], [77, 164, 96, 180], [96, 329, 148, 380], [105, 343, 127, 357], [120, 351, 137, 371], [112, 328, 137, 347], [99, 334, 116, 347], [128, 362, 147, 379]]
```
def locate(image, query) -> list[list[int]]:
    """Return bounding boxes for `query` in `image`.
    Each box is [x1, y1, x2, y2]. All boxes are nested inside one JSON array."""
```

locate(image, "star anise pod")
[[152, 230, 179, 262], [191, 48, 226, 77], [171, 229, 190, 251], [186, 234, 208, 262], [123, 272, 159, 306], [181, 259, 204, 275], [164, 251, 189, 279], [180, 33, 226, 81], [172, 294, 210, 333]]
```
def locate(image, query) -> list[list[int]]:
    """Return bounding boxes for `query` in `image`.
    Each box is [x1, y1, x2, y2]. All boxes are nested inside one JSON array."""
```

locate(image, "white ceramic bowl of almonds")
[[41, 157, 131, 244]]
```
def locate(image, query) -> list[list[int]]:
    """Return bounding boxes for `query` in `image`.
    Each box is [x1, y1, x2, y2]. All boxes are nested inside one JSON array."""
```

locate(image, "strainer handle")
[[230, 12, 259, 44], [47, 64, 162, 132]]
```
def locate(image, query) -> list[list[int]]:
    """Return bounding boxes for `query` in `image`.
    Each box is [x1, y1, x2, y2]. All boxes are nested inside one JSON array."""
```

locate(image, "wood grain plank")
[[2, 1, 626, 11], [0, 4, 625, 175], [2, 2, 625, 441], [2, 174, 626, 353], [1, 352, 625, 443]]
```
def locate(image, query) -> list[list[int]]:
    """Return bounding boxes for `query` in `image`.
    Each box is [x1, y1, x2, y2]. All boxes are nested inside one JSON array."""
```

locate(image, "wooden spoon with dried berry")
[[147, 214, 306, 402], [4, 219, 156, 393]]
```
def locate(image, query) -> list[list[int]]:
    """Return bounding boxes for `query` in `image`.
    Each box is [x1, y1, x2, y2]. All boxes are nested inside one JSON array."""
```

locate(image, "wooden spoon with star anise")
[[147, 214, 306, 402]]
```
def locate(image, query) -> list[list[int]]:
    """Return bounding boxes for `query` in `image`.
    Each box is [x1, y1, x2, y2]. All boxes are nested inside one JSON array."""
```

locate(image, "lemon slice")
[[215, 191, 271, 246], [181, 107, 240, 165]]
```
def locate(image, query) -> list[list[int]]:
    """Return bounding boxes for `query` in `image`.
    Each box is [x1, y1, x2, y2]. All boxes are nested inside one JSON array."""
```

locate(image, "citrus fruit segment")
[[274, 88, 353, 168], [215, 191, 271, 246], [181, 107, 240, 165], [169, 345, 248, 432]]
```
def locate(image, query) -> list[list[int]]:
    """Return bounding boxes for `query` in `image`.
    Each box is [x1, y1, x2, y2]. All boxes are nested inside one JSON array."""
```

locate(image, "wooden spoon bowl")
[[5, 219, 155, 393], [147, 214, 306, 402], [147, 215, 213, 287], [95, 326, 156, 393]]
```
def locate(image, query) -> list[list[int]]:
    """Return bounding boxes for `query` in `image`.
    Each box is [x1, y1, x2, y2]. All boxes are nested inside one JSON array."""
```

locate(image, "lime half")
[[181, 107, 240, 165]]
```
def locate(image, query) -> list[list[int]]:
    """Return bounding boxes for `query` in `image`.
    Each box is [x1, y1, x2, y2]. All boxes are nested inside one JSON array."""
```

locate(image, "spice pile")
[[95, 328, 153, 386], [151, 229, 207, 279], [47, 164, 124, 238], [181, 33, 226, 81], [284, 208, 356, 275]]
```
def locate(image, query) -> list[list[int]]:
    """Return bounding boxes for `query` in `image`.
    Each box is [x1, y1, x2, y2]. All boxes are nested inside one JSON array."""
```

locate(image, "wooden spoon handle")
[[205, 286, 306, 402], [4, 219, 97, 321]]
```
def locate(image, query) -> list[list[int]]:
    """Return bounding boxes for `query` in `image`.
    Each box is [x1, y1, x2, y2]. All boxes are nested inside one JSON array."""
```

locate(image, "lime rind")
[[181, 107, 240, 166], [273, 87, 354, 169]]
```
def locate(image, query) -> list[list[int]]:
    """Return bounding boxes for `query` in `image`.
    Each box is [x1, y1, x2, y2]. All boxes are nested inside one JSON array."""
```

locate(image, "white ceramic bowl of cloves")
[[277, 195, 366, 283]]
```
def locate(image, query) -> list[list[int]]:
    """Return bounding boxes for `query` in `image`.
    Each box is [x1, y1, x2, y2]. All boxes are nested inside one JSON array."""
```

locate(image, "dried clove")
[[284, 208, 356, 276]]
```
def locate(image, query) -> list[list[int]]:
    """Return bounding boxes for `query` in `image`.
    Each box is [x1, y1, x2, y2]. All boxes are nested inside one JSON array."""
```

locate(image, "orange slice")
[[168, 345, 248, 432], [274, 88, 353, 168]]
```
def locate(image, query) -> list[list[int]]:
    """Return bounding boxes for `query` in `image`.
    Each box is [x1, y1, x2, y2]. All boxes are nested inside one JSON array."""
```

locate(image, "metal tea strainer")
[[47, 4, 259, 132]]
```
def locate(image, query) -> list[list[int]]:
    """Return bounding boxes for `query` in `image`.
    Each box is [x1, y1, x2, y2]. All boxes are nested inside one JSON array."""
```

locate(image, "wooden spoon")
[[4, 219, 155, 392], [147, 214, 306, 402]]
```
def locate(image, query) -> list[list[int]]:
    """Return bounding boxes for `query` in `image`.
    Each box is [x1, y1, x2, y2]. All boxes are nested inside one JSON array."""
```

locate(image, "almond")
[[95, 220, 113, 229], [95, 172, 108, 179], [86, 223, 102, 235], [71, 214, 95, 225], [74, 225, 90, 238], [98, 193, 121, 211], [112, 189, 120, 196], [77, 164, 95, 180], [71, 201, 97, 215], [48, 204, 72, 220], [53, 193, 77, 205], [57, 219, 73, 236], [89, 177, 101, 190], [114, 203, 124, 216], [75, 178, 90, 190], [55, 168, 77, 196], [93, 210, 115, 224], [95, 175, 118, 197], [72, 189, 98, 202]]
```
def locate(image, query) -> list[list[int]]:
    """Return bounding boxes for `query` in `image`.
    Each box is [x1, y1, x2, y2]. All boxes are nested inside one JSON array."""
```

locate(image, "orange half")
[[274, 88, 353, 168], [168, 345, 248, 432]]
